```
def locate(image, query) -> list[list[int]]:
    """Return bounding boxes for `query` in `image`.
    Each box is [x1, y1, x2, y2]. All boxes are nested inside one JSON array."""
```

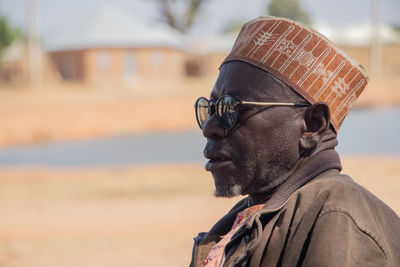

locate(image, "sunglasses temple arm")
[[241, 101, 310, 107], [293, 103, 310, 107]]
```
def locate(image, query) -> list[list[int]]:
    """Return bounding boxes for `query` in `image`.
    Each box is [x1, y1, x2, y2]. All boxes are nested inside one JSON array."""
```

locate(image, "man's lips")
[[204, 150, 232, 171], [205, 160, 232, 171]]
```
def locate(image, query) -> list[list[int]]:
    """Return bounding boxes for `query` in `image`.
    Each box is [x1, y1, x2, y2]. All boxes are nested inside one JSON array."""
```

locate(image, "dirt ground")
[[0, 77, 399, 148], [0, 156, 399, 267]]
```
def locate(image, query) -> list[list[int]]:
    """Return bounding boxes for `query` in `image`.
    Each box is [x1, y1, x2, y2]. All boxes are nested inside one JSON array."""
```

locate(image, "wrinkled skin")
[[202, 61, 329, 203]]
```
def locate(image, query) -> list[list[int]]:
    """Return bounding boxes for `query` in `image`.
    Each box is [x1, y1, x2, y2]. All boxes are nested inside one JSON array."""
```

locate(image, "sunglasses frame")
[[195, 95, 310, 130]]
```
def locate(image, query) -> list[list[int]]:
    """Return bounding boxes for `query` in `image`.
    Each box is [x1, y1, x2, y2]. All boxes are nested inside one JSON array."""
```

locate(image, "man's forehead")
[[211, 62, 260, 96], [210, 82, 252, 99], [210, 61, 287, 101]]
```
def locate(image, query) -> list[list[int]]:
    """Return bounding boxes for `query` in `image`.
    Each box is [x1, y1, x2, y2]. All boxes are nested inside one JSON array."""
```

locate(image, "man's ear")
[[299, 102, 330, 150]]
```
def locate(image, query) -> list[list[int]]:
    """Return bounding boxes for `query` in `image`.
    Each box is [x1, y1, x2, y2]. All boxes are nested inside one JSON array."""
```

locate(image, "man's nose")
[[202, 114, 228, 139]]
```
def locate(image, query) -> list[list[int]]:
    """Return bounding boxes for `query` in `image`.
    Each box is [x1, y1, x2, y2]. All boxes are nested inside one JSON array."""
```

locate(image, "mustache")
[[203, 140, 233, 159]]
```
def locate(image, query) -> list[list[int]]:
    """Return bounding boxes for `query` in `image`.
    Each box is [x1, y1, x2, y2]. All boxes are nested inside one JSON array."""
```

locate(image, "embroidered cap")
[[221, 16, 369, 131]]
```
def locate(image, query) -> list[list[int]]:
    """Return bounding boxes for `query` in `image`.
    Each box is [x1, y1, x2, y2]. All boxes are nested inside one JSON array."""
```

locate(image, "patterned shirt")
[[202, 204, 264, 267]]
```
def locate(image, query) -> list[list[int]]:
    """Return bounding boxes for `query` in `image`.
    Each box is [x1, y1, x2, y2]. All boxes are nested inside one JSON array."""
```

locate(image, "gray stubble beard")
[[214, 184, 242, 198], [213, 156, 291, 198]]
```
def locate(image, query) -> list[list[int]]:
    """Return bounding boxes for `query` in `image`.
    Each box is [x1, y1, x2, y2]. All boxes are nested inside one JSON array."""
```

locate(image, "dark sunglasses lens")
[[217, 95, 238, 129], [196, 97, 211, 129]]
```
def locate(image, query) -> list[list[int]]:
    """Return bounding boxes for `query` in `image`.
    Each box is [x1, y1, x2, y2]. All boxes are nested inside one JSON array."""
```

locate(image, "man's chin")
[[214, 184, 242, 198]]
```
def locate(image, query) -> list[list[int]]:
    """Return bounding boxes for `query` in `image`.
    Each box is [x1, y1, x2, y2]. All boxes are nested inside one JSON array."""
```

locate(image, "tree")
[[268, 0, 311, 25], [155, 0, 207, 33], [0, 15, 22, 59]]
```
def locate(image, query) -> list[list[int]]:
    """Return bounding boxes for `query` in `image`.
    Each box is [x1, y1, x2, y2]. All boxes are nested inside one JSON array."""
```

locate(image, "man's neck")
[[249, 149, 341, 208]]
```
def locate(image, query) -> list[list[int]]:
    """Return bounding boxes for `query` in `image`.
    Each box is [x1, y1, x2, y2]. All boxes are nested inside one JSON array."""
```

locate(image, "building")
[[0, 41, 59, 85], [44, 6, 186, 88]]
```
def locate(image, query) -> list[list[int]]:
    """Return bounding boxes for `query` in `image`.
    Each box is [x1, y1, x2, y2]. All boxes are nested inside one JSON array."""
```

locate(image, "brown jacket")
[[190, 170, 400, 266]]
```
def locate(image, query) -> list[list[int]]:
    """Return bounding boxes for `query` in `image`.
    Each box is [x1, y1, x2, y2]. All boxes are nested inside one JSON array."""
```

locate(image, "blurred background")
[[0, 0, 399, 266]]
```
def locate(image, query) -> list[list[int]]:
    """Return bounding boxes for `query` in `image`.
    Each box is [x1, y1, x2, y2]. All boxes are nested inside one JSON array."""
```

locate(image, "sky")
[[0, 0, 399, 37]]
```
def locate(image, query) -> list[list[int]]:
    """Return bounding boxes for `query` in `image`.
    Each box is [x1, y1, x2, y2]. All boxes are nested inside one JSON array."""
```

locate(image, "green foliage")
[[0, 15, 22, 57], [268, 0, 311, 25]]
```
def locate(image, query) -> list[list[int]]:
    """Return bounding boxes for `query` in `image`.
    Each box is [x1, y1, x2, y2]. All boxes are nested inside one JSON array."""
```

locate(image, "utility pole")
[[27, 0, 42, 87], [370, 0, 382, 79]]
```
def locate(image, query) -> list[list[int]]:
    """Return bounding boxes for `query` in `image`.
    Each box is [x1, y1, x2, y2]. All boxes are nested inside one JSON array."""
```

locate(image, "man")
[[190, 16, 400, 267]]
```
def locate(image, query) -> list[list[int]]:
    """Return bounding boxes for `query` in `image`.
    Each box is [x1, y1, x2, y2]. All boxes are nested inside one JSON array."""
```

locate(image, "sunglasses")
[[195, 95, 310, 130]]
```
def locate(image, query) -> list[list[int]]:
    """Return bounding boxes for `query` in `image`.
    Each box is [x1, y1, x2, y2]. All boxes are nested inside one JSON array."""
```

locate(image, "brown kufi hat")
[[221, 16, 369, 131]]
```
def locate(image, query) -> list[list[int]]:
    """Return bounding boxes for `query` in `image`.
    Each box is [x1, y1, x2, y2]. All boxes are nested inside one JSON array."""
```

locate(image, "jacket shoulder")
[[298, 171, 391, 213], [294, 171, 400, 265], [297, 171, 400, 238]]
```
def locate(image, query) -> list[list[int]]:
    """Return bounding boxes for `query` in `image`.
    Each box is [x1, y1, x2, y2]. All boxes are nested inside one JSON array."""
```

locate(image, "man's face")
[[202, 61, 304, 198]]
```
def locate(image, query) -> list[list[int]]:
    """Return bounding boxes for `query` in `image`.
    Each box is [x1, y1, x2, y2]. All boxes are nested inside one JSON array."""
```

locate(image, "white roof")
[[44, 5, 185, 51], [188, 34, 237, 54], [313, 22, 400, 46]]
